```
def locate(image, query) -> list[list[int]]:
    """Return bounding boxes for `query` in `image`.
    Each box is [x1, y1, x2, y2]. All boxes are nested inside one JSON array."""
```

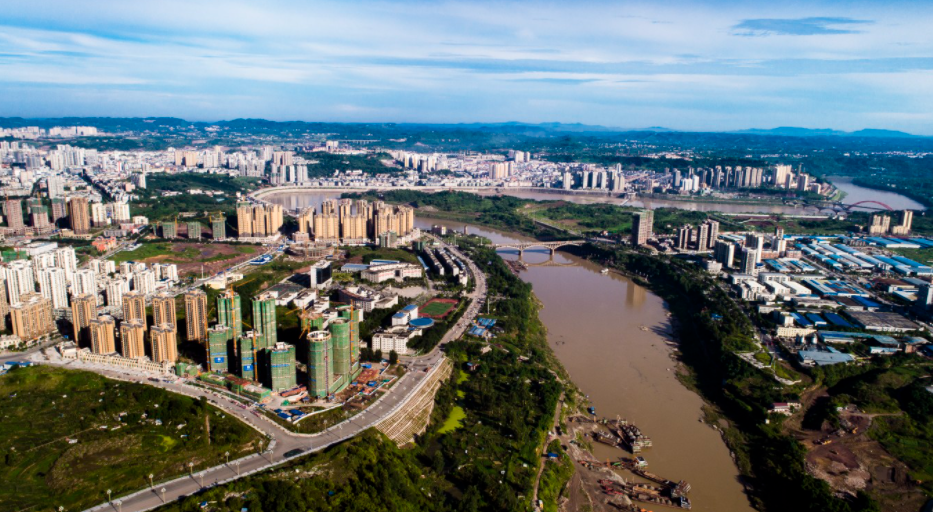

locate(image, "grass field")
[[0, 366, 261, 511], [437, 406, 466, 434], [112, 242, 256, 264], [420, 298, 458, 318]]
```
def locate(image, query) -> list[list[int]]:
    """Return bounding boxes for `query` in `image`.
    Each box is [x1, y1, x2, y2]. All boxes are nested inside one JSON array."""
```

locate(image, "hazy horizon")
[[3, 0, 933, 134]]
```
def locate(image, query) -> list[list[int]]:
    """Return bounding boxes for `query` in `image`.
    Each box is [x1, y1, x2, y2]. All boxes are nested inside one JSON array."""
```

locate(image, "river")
[[828, 176, 927, 211], [266, 191, 754, 512], [261, 187, 815, 215]]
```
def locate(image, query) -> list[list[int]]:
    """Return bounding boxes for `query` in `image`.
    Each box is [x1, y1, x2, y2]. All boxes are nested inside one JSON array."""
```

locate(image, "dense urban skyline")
[[2, 0, 933, 133]]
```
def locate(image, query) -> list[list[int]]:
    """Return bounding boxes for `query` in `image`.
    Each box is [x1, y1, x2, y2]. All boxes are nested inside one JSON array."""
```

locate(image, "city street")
[[71, 234, 487, 512]]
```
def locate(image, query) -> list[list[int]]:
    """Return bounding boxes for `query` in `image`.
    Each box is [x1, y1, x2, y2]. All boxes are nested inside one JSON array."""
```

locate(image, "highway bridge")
[[493, 240, 587, 257]]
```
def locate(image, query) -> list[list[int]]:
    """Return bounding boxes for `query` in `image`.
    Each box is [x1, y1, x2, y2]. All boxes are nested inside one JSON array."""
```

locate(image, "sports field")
[[420, 298, 458, 318]]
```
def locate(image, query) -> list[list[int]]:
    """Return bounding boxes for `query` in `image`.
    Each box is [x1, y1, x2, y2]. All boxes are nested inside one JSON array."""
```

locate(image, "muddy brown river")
[[267, 191, 755, 512]]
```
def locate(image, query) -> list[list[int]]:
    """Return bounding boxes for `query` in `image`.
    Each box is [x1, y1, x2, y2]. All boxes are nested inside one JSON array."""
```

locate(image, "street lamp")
[[188, 461, 194, 476], [198, 471, 205, 488], [148, 474, 154, 488], [235, 460, 241, 476], [225, 451, 230, 465], [115, 500, 122, 512], [160, 488, 166, 503], [106, 489, 112, 502]]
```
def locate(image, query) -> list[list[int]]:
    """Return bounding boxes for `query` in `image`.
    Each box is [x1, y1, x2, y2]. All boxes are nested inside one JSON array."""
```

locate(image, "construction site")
[[555, 414, 693, 512]]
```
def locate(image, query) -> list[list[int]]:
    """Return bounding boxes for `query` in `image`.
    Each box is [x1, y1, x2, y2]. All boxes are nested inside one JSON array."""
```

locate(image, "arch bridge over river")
[[492, 240, 586, 257]]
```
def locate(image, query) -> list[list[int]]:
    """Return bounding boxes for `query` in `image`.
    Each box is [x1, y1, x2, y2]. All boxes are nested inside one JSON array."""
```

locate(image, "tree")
[[389, 350, 398, 365]]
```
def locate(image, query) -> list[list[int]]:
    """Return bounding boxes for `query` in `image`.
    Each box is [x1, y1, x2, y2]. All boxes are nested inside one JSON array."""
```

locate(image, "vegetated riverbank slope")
[[357, 188, 907, 512], [156, 233, 576, 512]]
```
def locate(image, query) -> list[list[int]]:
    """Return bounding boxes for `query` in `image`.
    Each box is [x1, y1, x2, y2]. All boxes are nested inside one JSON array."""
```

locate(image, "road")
[[51, 347, 439, 512], [401, 233, 488, 366], [70, 235, 488, 512]]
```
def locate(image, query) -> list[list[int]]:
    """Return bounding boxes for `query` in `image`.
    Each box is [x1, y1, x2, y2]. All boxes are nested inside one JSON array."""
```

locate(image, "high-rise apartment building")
[[51, 198, 67, 224], [739, 247, 759, 275], [4, 199, 24, 233], [68, 197, 90, 234], [236, 332, 257, 380], [187, 222, 201, 239], [217, 290, 243, 340], [2, 260, 35, 304], [119, 319, 146, 358], [149, 324, 178, 363], [236, 202, 283, 238], [891, 210, 914, 235], [160, 220, 177, 239], [252, 292, 278, 349], [869, 214, 891, 235], [745, 234, 764, 264], [184, 290, 208, 342], [10, 292, 54, 342], [260, 342, 296, 391], [631, 210, 654, 246], [36, 267, 69, 309], [89, 315, 116, 354], [675, 225, 691, 250], [122, 292, 146, 327], [211, 214, 226, 239], [71, 293, 97, 345], [152, 292, 176, 329], [714, 241, 736, 268], [207, 325, 231, 373], [704, 220, 719, 250]]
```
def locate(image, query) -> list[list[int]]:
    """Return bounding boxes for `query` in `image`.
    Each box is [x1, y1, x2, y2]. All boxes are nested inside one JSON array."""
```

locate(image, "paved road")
[[71, 236, 487, 512], [401, 234, 488, 365], [55, 350, 439, 512]]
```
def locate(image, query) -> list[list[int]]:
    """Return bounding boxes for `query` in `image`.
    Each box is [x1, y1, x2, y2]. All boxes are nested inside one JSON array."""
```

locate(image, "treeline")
[[155, 230, 565, 512], [579, 244, 880, 512]]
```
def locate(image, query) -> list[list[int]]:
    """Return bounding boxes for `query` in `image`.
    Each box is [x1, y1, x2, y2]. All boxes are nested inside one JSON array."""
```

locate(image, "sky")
[[2, 0, 933, 134]]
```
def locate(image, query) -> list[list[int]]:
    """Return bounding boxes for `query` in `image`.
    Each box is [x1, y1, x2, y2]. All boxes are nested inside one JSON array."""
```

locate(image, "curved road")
[[73, 234, 486, 512]]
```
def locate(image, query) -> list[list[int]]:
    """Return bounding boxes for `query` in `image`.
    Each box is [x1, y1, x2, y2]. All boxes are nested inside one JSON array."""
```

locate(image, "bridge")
[[493, 240, 586, 257], [785, 198, 896, 212]]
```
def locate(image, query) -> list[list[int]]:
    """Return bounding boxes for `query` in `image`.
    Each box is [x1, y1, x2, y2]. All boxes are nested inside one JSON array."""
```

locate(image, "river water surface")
[[266, 191, 754, 512]]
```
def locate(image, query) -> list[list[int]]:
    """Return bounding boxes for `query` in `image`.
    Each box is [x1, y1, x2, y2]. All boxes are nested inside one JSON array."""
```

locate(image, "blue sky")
[[2, 0, 932, 133]]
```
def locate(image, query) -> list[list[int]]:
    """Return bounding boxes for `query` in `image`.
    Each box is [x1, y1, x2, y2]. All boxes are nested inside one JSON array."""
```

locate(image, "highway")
[[70, 234, 487, 512]]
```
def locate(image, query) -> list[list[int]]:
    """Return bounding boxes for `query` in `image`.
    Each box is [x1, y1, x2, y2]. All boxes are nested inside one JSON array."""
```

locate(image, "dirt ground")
[[136, 243, 258, 277], [785, 391, 927, 512]]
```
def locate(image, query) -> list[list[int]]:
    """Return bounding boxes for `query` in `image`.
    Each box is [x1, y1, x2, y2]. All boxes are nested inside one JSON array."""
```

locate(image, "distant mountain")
[[733, 127, 918, 138]]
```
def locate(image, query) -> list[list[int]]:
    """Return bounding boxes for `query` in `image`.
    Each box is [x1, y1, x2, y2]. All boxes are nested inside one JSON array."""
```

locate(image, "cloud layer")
[[1, 0, 932, 133]]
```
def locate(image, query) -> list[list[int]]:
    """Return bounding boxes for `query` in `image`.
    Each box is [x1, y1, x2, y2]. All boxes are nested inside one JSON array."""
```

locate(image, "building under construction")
[[236, 331, 257, 380], [207, 325, 231, 373], [306, 314, 363, 398], [259, 342, 296, 391], [252, 291, 277, 349], [217, 290, 243, 341]]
